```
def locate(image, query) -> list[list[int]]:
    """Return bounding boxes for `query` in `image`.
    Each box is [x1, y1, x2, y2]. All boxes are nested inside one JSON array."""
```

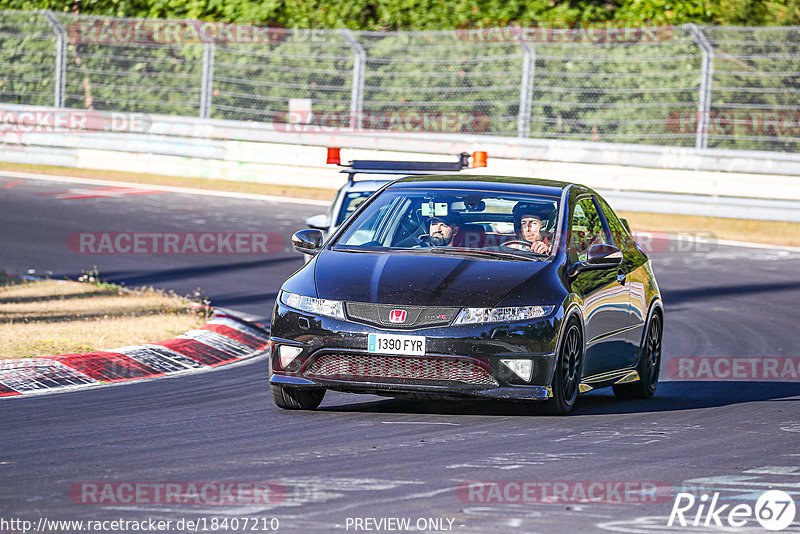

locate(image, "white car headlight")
[[453, 305, 554, 325], [280, 291, 345, 320]]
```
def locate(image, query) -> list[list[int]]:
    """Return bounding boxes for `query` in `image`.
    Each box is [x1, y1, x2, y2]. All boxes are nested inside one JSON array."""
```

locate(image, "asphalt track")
[[2, 175, 800, 533]]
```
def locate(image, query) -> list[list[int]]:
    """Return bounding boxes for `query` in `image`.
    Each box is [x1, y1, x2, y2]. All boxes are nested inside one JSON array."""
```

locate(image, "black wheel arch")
[[548, 302, 586, 386], [637, 297, 664, 365]]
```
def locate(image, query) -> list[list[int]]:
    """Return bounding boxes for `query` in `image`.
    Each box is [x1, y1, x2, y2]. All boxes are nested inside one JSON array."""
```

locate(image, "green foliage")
[[0, 11, 56, 106], [1, 0, 799, 26], [78, 266, 120, 290]]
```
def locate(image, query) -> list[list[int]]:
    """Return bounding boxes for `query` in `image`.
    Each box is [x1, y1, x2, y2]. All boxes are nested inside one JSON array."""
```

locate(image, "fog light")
[[501, 359, 533, 382], [278, 345, 303, 369]]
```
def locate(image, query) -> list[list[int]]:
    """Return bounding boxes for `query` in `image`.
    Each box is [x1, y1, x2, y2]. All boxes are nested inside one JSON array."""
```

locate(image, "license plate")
[[368, 333, 426, 355]]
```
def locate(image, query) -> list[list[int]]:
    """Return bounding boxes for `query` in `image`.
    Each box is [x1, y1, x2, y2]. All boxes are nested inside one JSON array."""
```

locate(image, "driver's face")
[[520, 216, 543, 242], [429, 220, 457, 246]]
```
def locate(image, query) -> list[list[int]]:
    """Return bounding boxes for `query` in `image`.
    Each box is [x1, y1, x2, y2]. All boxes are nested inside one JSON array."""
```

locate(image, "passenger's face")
[[521, 216, 543, 242], [430, 220, 457, 246]]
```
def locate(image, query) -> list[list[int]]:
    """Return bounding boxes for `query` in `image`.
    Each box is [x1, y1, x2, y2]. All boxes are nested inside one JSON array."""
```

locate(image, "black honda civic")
[[269, 175, 663, 414]]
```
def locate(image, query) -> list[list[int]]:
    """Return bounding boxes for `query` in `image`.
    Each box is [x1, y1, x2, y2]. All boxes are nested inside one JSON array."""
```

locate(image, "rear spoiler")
[[326, 148, 487, 183]]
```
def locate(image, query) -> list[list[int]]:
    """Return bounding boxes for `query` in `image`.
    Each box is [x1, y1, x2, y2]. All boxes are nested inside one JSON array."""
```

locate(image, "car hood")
[[314, 250, 549, 307]]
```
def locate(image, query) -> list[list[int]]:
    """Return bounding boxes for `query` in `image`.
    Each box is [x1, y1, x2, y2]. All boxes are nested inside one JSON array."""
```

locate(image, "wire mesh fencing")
[[0, 10, 798, 152], [704, 26, 800, 151], [0, 11, 57, 108]]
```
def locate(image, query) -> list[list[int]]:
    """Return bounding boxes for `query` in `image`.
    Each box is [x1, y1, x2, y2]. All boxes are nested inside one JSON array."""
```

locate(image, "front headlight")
[[453, 305, 554, 325], [280, 291, 345, 320]]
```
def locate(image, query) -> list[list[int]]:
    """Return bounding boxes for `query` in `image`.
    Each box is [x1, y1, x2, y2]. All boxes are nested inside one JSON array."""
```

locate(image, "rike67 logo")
[[668, 490, 796, 531]]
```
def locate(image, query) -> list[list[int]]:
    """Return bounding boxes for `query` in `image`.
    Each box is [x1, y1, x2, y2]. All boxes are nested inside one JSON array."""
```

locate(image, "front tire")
[[613, 312, 662, 399], [271, 384, 326, 410], [530, 319, 583, 415]]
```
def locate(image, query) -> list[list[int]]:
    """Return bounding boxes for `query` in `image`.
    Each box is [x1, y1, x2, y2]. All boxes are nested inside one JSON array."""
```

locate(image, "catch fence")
[[1, 11, 798, 152]]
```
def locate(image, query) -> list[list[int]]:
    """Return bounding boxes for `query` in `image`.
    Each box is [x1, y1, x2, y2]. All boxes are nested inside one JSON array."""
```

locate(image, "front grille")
[[305, 354, 497, 386], [345, 303, 460, 329]]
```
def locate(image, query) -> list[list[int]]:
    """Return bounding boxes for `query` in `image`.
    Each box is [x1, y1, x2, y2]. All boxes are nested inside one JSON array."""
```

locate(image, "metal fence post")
[[339, 29, 366, 130], [517, 40, 535, 138], [687, 23, 714, 150], [200, 42, 215, 119], [42, 10, 66, 108]]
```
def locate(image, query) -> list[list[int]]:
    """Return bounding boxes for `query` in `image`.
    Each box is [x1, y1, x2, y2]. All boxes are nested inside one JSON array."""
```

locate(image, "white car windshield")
[[335, 191, 374, 226], [332, 188, 561, 260]]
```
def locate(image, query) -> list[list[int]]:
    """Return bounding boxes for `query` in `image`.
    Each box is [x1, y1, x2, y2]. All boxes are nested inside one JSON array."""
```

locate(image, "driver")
[[426, 212, 461, 247], [509, 203, 553, 254]]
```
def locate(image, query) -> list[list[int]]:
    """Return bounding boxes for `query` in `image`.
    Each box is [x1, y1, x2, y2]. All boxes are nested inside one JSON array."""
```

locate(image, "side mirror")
[[305, 214, 329, 231], [292, 229, 324, 256], [587, 243, 623, 267], [571, 244, 623, 275]]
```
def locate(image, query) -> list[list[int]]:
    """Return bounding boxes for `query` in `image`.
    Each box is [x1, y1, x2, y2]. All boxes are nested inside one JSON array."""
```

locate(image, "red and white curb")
[[0, 313, 269, 398]]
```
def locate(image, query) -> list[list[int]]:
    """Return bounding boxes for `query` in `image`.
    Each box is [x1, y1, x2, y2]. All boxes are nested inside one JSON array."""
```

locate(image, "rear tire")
[[529, 319, 583, 415], [271, 384, 326, 410], [613, 312, 662, 399]]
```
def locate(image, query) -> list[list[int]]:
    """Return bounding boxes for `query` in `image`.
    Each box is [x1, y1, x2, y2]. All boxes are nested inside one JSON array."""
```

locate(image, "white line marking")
[[687, 475, 800, 488], [381, 421, 460, 426], [1, 170, 330, 206], [104, 505, 278, 515], [282, 485, 459, 520]]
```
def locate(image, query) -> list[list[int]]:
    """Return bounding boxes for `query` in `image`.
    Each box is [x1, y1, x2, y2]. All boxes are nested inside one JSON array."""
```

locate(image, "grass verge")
[[2, 162, 798, 248], [0, 275, 207, 359], [618, 211, 800, 248]]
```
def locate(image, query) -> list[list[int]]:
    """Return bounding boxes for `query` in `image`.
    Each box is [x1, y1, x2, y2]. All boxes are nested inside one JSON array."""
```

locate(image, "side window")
[[569, 197, 608, 263], [595, 196, 629, 249]]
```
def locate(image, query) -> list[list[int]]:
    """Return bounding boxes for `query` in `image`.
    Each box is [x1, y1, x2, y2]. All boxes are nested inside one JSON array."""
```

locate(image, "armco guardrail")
[[3, 104, 800, 222], [2, 103, 800, 178]]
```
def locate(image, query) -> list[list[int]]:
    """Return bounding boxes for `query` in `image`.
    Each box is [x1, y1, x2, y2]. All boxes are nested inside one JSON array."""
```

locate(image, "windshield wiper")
[[428, 247, 538, 262]]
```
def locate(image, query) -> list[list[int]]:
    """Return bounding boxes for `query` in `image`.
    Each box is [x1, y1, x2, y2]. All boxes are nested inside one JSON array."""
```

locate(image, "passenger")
[[427, 212, 461, 247], [511, 203, 553, 254]]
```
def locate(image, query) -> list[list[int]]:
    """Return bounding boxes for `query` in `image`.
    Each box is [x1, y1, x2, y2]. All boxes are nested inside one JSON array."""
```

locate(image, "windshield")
[[335, 191, 375, 226], [332, 188, 561, 260]]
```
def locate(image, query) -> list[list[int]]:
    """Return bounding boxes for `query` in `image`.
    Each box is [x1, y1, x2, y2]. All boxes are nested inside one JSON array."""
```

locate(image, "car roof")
[[387, 175, 574, 197]]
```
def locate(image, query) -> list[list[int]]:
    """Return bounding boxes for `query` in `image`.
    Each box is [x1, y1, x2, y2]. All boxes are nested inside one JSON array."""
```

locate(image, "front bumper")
[[270, 373, 553, 400], [268, 300, 564, 401]]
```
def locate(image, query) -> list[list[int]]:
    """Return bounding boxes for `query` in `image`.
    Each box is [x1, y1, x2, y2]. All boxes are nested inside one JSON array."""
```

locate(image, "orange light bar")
[[472, 151, 488, 168], [326, 147, 341, 165]]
